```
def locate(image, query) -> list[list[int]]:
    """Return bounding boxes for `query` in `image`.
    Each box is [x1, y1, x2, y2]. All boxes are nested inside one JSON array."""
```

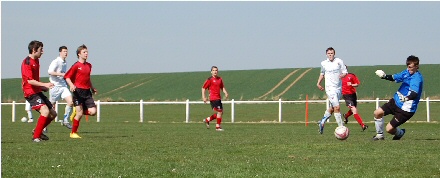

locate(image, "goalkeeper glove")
[[375, 70, 386, 78]]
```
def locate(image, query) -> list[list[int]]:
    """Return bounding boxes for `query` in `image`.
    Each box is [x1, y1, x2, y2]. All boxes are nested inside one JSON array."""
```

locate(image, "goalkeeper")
[[372, 55, 424, 141]]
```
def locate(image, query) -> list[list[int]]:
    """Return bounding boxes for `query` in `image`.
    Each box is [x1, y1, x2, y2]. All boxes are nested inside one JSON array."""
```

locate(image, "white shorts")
[[326, 90, 341, 107], [49, 86, 72, 103]]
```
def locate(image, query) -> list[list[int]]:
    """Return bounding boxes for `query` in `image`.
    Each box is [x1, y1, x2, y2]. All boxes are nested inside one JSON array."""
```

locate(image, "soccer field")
[[2, 117, 440, 177]]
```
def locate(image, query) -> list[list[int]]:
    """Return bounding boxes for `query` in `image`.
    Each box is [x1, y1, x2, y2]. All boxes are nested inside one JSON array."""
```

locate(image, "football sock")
[[207, 114, 217, 122], [374, 118, 384, 134], [43, 115, 54, 128], [64, 105, 72, 123], [345, 110, 353, 118], [353, 114, 365, 127], [320, 111, 332, 125], [83, 109, 90, 115], [27, 110, 33, 120], [72, 119, 80, 133], [334, 113, 343, 126], [216, 117, 222, 125], [33, 115, 48, 139]]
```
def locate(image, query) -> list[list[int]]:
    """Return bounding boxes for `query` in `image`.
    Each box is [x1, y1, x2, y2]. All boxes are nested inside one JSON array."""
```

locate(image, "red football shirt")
[[342, 73, 360, 95], [21, 57, 42, 97], [202, 76, 224, 101], [64, 61, 92, 89]]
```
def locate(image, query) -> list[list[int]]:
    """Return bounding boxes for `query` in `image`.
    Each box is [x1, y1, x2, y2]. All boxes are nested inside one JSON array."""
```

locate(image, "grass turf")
[[2, 120, 440, 177]]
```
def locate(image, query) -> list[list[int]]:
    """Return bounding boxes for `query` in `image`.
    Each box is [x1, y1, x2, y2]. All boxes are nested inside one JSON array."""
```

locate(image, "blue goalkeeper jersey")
[[392, 69, 424, 113]]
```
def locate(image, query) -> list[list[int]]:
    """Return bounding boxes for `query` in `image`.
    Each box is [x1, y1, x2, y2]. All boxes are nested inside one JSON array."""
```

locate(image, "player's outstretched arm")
[[375, 70, 394, 81]]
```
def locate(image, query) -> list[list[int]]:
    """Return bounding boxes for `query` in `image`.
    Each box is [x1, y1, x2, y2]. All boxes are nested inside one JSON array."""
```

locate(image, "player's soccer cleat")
[[70, 132, 82, 139], [27, 118, 34, 123], [32, 129, 49, 140], [70, 107, 76, 122], [343, 114, 348, 124], [63, 122, 73, 129], [215, 128, 224, 131], [203, 117, 210, 129], [317, 122, 324, 134], [362, 125, 368, 131], [33, 138, 42, 142], [392, 129, 406, 140], [372, 135, 385, 141], [43, 127, 48, 133]]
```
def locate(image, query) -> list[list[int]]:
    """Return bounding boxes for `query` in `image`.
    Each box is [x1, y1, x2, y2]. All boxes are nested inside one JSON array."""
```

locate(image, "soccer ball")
[[334, 126, 350, 140], [21, 117, 28, 123]]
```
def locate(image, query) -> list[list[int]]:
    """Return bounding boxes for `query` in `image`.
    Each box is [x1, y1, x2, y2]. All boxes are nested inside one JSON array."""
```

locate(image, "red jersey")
[[21, 56, 42, 97], [342, 73, 360, 95], [64, 61, 92, 89], [202, 76, 224, 101]]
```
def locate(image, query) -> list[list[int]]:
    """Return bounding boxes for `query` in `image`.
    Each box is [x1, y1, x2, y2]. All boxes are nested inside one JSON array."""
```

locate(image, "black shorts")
[[343, 93, 358, 107], [25, 92, 53, 111], [381, 98, 414, 128], [210, 100, 223, 112], [72, 88, 96, 109]]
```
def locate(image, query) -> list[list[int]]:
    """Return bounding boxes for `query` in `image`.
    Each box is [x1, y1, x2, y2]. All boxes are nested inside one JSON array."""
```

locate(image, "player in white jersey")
[[48, 46, 74, 129], [316, 47, 347, 134]]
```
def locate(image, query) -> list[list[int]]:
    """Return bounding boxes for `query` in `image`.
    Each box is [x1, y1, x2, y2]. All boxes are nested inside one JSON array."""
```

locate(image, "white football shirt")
[[48, 56, 68, 87], [320, 57, 347, 92]]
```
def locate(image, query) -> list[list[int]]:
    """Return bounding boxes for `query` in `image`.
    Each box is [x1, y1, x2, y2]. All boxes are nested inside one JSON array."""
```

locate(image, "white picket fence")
[[2, 98, 438, 123]]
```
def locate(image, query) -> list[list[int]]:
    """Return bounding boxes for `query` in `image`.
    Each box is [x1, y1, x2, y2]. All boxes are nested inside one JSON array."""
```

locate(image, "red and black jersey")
[[21, 56, 42, 97], [342, 73, 360, 95], [202, 76, 224, 101], [64, 61, 92, 89]]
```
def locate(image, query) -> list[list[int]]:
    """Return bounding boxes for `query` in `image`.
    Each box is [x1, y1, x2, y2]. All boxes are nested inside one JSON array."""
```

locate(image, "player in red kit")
[[202, 66, 229, 131], [341, 65, 368, 131], [64, 44, 97, 139], [21, 40, 57, 142]]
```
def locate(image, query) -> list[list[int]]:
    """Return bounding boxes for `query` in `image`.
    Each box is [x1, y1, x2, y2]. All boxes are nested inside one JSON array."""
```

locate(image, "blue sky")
[[2, 1, 439, 79]]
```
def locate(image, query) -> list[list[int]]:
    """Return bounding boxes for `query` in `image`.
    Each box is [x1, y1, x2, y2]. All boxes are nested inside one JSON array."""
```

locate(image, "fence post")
[[279, 98, 282, 123], [326, 99, 330, 122], [426, 97, 430, 122], [55, 101, 59, 122], [140, 99, 144, 123], [376, 98, 380, 109], [96, 100, 100, 122], [185, 99, 190, 123], [231, 99, 235, 123], [12, 101, 16, 122]]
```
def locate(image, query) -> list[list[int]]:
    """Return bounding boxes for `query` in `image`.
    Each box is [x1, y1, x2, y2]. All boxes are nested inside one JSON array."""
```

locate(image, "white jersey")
[[48, 56, 68, 87], [320, 57, 347, 92]]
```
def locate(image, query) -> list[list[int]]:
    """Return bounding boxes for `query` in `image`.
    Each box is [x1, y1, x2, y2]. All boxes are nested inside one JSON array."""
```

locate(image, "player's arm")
[[351, 75, 360, 87], [65, 78, 76, 92], [316, 74, 324, 91], [222, 87, 229, 100], [375, 70, 395, 81], [27, 79, 54, 91], [48, 61, 64, 76], [201, 88, 207, 103], [90, 80, 97, 95]]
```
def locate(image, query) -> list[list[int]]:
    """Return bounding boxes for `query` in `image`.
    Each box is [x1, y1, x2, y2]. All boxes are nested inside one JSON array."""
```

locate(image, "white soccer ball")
[[21, 117, 28, 123], [334, 126, 350, 140]]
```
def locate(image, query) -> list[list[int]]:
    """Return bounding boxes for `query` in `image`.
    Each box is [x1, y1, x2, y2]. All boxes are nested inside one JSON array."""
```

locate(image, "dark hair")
[[59, 46, 68, 52], [406, 55, 419, 66], [28, 40, 43, 54], [76, 44, 87, 58], [211, 66, 218, 71], [326, 47, 335, 53]]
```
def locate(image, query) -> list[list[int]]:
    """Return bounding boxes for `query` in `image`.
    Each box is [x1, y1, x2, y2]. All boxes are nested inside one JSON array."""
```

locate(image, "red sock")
[[345, 110, 353, 118], [208, 114, 217, 122], [83, 109, 90, 115], [353, 114, 365, 127], [33, 115, 48, 139], [216, 117, 222, 125], [72, 119, 80, 133]]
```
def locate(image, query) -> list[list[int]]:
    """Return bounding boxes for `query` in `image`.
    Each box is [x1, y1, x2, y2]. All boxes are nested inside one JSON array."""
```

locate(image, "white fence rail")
[[2, 98, 438, 123]]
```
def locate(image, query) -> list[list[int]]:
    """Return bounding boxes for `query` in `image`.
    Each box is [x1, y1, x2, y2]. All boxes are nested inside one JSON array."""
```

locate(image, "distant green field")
[[2, 65, 440, 102]]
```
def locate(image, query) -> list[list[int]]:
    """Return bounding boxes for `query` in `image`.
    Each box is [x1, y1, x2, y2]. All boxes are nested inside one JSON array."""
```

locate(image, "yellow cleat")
[[70, 132, 82, 139], [70, 107, 76, 122]]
